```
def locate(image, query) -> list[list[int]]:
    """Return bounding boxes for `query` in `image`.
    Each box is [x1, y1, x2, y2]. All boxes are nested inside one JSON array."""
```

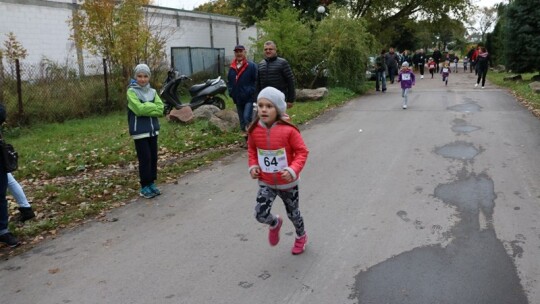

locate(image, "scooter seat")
[[190, 83, 206, 93]]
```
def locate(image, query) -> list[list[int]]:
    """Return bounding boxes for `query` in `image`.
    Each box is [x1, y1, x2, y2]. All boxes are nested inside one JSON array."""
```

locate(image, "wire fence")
[[0, 58, 126, 126], [0, 55, 234, 127]]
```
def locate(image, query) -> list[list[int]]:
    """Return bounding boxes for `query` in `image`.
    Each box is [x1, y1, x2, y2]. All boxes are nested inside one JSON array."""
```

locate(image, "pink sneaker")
[[268, 215, 282, 246], [291, 233, 307, 255]]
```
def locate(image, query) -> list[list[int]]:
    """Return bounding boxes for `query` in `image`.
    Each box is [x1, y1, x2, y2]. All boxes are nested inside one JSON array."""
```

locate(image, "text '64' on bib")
[[257, 148, 288, 173], [402, 73, 411, 81]]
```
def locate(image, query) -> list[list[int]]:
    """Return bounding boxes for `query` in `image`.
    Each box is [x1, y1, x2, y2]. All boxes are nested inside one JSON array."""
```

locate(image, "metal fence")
[[171, 47, 226, 77], [0, 51, 232, 126], [0, 58, 121, 126]]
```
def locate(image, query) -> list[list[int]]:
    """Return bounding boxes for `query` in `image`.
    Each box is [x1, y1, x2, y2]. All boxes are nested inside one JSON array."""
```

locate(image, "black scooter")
[[160, 69, 227, 114]]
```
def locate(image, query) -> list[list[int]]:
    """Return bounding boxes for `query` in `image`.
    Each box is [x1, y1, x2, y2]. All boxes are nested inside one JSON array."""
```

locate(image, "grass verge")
[[488, 71, 540, 115]]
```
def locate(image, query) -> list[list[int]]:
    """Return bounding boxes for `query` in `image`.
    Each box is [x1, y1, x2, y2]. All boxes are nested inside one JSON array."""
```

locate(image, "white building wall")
[[0, 0, 257, 67], [0, 0, 77, 65]]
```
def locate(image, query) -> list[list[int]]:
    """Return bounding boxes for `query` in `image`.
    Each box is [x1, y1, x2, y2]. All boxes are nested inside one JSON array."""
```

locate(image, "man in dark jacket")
[[257, 41, 296, 109], [227, 45, 257, 131], [375, 49, 387, 92], [432, 48, 442, 73], [417, 48, 426, 79], [384, 47, 400, 84]]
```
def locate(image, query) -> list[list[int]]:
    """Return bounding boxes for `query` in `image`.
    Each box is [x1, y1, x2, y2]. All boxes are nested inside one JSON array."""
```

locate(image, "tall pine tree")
[[505, 0, 540, 73]]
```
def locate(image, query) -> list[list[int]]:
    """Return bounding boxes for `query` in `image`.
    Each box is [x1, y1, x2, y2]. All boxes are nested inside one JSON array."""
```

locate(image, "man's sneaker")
[[291, 233, 307, 255], [402, 104, 407, 109], [14, 207, 36, 223], [481, 86, 485, 89], [0, 232, 20, 248], [149, 183, 161, 196], [140, 186, 156, 199], [475, 83, 478, 87], [420, 75, 424, 79], [268, 215, 282, 246]]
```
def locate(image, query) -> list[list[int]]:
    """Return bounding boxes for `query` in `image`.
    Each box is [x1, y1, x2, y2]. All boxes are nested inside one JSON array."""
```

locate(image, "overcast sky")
[[157, 0, 506, 11]]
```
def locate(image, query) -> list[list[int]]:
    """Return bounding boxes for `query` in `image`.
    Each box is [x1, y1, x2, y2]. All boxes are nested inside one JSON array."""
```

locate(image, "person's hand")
[[250, 167, 260, 179], [287, 102, 294, 109], [280, 170, 292, 182]]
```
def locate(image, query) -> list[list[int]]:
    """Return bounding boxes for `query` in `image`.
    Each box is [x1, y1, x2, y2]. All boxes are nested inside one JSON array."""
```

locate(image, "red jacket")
[[472, 49, 479, 62], [248, 121, 309, 189]]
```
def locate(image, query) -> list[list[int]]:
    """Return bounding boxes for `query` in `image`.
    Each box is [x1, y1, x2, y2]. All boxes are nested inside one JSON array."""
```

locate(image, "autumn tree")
[[228, 0, 348, 26], [2, 32, 28, 76], [194, 0, 239, 16], [70, 0, 167, 82]]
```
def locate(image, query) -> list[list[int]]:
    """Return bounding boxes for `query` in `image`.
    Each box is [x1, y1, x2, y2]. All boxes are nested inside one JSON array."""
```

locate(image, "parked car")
[[366, 56, 377, 81]]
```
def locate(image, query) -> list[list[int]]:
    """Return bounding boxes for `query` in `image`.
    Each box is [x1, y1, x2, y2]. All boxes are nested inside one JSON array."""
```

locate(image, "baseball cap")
[[234, 45, 245, 51]]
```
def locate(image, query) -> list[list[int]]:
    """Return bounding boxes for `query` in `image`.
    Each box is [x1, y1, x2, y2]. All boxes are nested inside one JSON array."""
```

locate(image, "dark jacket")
[[401, 54, 411, 66], [227, 60, 257, 106], [384, 52, 399, 70], [432, 50, 442, 63], [375, 54, 387, 73], [416, 53, 426, 65], [476, 52, 490, 71], [257, 56, 296, 103]]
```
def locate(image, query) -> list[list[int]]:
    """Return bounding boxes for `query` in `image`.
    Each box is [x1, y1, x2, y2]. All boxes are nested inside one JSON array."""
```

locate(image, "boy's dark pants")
[[134, 136, 158, 187]]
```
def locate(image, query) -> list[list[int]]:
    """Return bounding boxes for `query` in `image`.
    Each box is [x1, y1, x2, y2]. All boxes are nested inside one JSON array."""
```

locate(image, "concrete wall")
[[0, 0, 257, 67]]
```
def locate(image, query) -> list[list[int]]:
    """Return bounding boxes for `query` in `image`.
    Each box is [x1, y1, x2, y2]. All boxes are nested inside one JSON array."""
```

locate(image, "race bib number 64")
[[257, 148, 288, 173]]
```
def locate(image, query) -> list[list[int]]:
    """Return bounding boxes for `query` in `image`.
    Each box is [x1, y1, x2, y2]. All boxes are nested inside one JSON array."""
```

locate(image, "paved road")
[[1, 70, 539, 304]]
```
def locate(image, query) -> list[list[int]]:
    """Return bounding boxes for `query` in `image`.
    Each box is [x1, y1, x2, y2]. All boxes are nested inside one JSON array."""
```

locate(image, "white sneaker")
[[481, 86, 484, 89], [402, 104, 407, 109], [421, 75, 424, 79], [475, 83, 478, 87]]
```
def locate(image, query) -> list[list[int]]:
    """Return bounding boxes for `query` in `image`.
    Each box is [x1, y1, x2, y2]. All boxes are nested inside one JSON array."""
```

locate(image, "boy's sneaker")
[[149, 183, 161, 196], [268, 215, 282, 246], [140, 186, 156, 199], [291, 233, 308, 255], [0, 232, 20, 248]]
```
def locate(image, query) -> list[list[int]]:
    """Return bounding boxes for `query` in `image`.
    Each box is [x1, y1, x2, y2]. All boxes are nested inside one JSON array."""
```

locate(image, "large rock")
[[491, 65, 506, 72], [503, 74, 522, 81], [193, 105, 221, 119], [529, 81, 540, 94], [295, 87, 329, 101], [167, 106, 194, 123], [209, 109, 239, 132]]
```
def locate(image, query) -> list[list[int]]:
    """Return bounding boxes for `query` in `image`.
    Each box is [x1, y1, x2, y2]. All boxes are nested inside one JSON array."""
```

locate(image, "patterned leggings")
[[254, 185, 305, 237]]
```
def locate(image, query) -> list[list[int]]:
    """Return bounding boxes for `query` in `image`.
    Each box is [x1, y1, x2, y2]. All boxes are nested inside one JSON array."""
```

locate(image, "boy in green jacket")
[[127, 64, 164, 198]]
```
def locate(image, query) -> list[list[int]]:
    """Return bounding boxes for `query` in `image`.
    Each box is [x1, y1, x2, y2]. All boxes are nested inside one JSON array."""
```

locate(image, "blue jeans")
[[375, 71, 386, 91], [402, 88, 409, 106], [8, 173, 30, 208], [236, 102, 253, 131]]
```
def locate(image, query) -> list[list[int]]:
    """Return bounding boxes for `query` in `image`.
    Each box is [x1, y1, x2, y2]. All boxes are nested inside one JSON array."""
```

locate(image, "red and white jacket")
[[248, 121, 309, 189]]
